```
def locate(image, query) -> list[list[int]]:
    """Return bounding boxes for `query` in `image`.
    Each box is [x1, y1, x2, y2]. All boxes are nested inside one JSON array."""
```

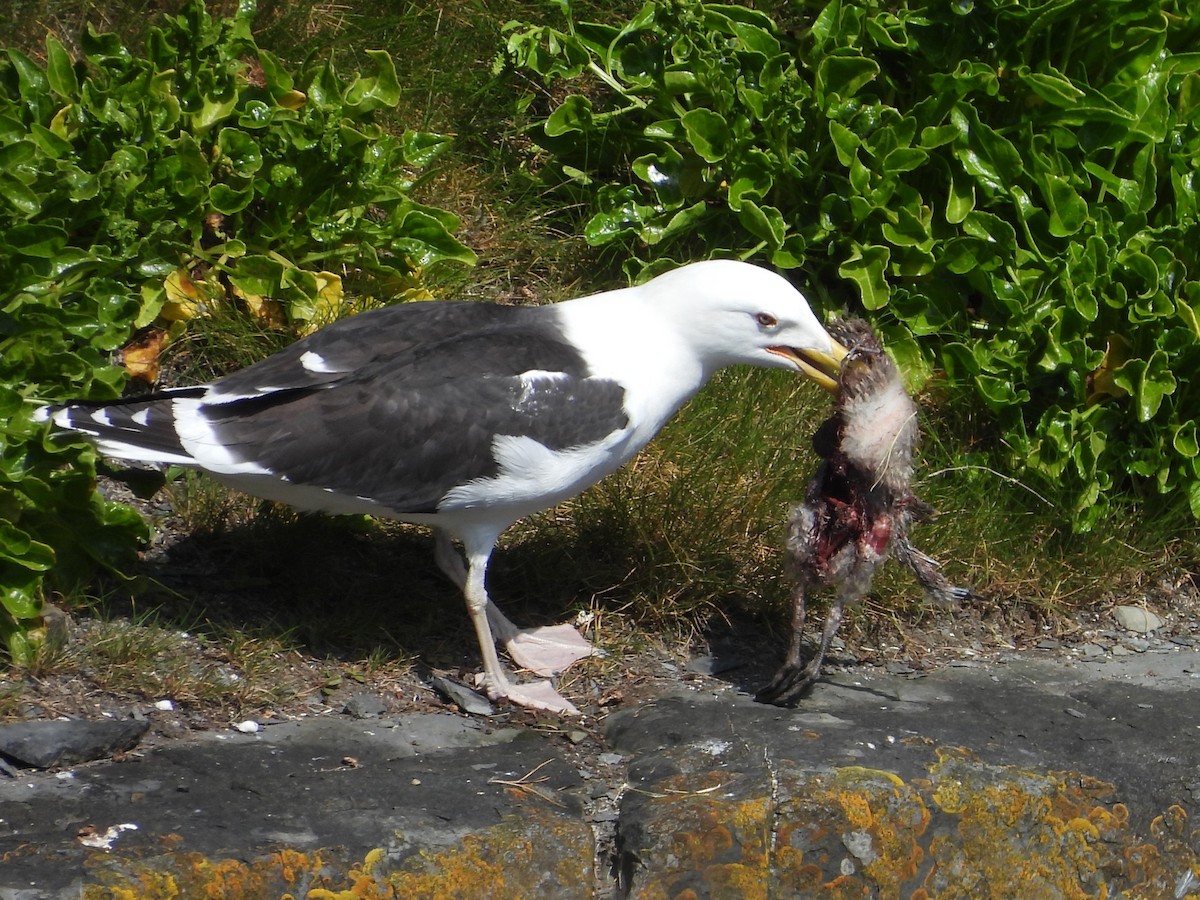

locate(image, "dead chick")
[[757, 318, 972, 707]]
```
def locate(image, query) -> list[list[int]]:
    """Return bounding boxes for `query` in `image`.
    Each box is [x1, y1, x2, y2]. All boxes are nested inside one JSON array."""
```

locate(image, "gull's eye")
[[755, 312, 778, 328]]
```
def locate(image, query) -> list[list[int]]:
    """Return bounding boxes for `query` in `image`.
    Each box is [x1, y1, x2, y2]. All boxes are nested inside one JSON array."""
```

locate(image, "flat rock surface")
[[3, 651, 1199, 898]]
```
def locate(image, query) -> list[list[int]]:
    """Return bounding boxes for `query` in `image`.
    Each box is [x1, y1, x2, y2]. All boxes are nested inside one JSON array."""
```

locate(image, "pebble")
[[1035, 639, 1060, 650], [1065, 708, 1086, 719], [1078, 643, 1107, 658], [343, 694, 387, 719], [429, 675, 494, 717], [234, 720, 260, 734], [154, 700, 175, 712], [1112, 605, 1164, 633]]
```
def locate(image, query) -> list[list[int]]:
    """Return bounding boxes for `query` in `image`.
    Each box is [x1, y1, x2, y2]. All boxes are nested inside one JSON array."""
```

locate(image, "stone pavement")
[[2, 650, 1199, 898]]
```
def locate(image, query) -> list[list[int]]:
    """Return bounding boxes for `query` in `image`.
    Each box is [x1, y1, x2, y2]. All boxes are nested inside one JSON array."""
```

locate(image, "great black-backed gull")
[[39, 260, 847, 714]]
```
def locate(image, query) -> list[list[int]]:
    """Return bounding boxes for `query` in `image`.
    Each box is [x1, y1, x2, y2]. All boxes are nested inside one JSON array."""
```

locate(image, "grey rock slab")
[[0, 714, 589, 897], [606, 649, 1200, 897], [0, 718, 149, 769]]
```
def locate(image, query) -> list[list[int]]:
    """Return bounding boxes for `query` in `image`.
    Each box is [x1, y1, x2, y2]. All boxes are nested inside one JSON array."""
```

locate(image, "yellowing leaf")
[[120, 328, 170, 384], [229, 280, 287, 329], [162, 269, 204, 321], [1086, 334, 1132, 405], [278, 90, 307, 110], [297, 271, 345, 334]]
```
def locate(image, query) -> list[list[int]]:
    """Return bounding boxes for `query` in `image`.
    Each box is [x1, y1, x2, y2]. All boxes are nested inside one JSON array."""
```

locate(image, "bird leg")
[[434, 528, 468, 589], [436, 528, 597, 679], [755, 579, 847, 706], [456, 533, 580, 715]]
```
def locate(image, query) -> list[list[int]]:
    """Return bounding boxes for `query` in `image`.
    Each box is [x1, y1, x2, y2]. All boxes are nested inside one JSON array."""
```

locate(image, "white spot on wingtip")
[[90, 409, 113, 427], [132, 408, 152, 426], [300, 350, 336, 373]]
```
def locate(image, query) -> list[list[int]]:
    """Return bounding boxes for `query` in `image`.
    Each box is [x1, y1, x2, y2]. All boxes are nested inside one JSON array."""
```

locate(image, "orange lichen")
[[385, 810, 592, 898]]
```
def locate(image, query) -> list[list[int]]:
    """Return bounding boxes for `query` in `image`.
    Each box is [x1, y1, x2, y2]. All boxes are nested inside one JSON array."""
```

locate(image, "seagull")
[[39, 260, 847, 714]]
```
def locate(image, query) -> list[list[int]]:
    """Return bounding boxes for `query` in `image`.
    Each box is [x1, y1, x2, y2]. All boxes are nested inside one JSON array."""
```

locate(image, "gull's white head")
[[642, 260, 848, 391]]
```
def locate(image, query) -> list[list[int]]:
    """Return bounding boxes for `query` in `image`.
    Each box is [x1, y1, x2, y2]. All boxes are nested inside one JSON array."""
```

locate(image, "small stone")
[[429, 675, 494, 717], [885, 662, 915, 675], [1111, 645, 1133, 657], [1036, 639, 1060, 650], [234, 720, 260, 734], [1065, 708, 1086, 718], [1122, 638, 1150, 653], [154, 700, 175, 712], [1112, 605, 1164, 633], [1079, 643, 1106, 658], [568, 730, 588, 744], [343, 693, 387, 719]]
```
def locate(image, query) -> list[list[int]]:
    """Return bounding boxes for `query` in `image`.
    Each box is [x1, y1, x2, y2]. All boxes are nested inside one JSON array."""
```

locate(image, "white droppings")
[[78, 823, 138, 850]]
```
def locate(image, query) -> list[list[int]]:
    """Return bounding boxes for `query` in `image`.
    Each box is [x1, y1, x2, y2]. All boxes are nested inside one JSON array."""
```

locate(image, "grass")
[[2, 0, 1198, 712]]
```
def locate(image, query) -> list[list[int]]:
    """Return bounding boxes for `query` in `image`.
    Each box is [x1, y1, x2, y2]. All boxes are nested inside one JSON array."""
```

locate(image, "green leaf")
[[343, 49, 401, 112], [946, 167, 975, 224], [680, 108, 729, 163], [7, 224, 68, 258], [839, 243, 891, 310], [545, 94, 593, 137], [1039, 173, 1088, 237], [828, 120, 860, 167], [1019, 67, 1084, 107], [1174, 421, 1199, 459], [45, 35, 79, 98], [736, 199, 785, 247], [0, 521, 55, 572], [227, 255, 286, 296], [0, 174, 41, 216], [402, 131, 451, 167], [217, 127, 263, 176], [209, 182, 253, 214], [816, 51, 879, 109], [3, 586, 42, 623], [951, 104, 1022, 193], [1113, 351, 1177, 422]]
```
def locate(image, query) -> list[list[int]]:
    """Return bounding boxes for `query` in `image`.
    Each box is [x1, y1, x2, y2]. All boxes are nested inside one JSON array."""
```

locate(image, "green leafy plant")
[[0, 0, 474, 661], [502, 0, 1200, 529]]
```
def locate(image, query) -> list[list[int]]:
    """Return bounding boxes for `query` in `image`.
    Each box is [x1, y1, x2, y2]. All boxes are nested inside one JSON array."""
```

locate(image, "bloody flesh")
[[757, 319, 972, 707]]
